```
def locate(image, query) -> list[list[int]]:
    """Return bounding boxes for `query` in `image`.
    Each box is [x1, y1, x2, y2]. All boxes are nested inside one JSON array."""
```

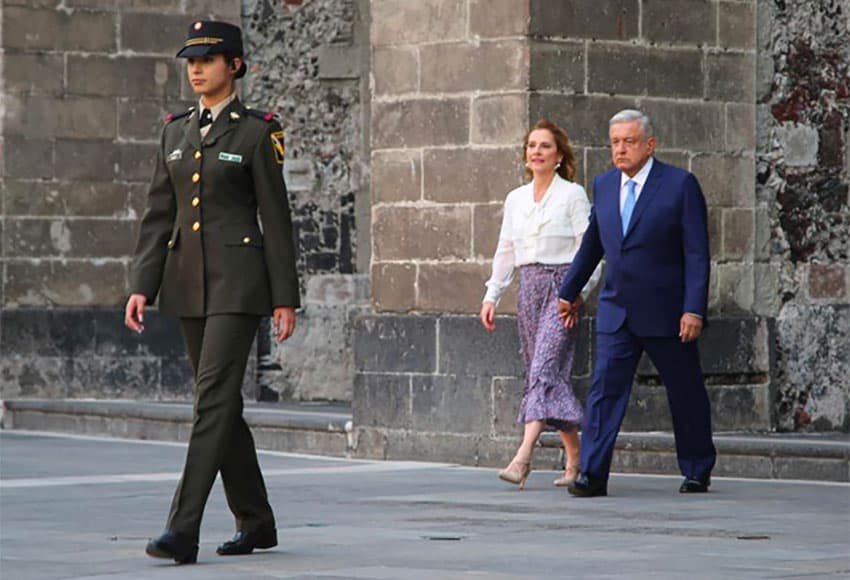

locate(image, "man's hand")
[[480, 301, 496, 332], [274, 307, 297, 342], [557, 296, 583, 329], [124, 294, 147, 334], [679, 313, 703, 343]]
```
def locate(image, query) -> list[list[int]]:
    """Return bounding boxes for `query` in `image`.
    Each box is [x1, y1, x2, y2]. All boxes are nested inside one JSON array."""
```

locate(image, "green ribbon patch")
[[218, 152, 243, 163]]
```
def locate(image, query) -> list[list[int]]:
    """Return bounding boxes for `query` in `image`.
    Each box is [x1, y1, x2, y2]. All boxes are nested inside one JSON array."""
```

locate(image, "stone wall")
[[240, 0, 371, 402], [757, 0, 850, 430], [0, 0, 370, 403], [0, 0, 240, 399], [369, 0, 761, 318], [354, 0, 785, 464]]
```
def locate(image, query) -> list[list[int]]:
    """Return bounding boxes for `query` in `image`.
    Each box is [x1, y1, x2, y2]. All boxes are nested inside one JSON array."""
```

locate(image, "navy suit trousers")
[[581, 323, 716, 481]]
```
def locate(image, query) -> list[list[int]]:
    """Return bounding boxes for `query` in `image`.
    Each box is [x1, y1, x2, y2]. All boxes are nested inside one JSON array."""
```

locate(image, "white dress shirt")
[[619, 156, 654, 211], [483, 175, 600, 306], [198, 91, 237, 138]]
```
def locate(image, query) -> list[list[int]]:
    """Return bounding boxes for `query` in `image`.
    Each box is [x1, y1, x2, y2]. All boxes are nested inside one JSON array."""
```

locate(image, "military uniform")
[[129, 20, 299, 563], [130, 98, 298, 316]]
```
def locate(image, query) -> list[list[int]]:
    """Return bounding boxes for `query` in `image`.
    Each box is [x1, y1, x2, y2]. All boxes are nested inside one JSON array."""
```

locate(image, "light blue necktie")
[[621, 179, 636, 234]]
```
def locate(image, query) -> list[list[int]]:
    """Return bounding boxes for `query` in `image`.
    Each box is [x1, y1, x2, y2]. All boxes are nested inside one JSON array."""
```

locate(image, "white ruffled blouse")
[[483, 174, 600, 306]]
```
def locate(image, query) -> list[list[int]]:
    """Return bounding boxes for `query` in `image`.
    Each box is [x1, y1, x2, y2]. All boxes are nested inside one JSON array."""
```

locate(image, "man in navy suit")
[[557, 109, 716, 496]]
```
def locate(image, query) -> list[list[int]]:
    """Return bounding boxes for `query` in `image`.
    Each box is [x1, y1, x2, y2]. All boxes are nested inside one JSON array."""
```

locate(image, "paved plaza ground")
[[1, 430, 848, 579]]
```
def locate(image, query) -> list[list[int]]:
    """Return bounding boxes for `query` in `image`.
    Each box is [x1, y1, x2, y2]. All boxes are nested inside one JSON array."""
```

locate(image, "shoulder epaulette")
[[245, 107, 278, 123], [164, 106, 195, 123]]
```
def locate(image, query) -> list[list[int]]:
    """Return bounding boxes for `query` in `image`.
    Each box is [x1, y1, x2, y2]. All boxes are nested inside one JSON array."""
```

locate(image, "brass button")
[[242, 236, 251, 244], [167, 240, 174, 248], [192, 172, 200, 183], [192, 221, 200, 232], [193, 150, 202, 160], [191, 197, 200, 207]]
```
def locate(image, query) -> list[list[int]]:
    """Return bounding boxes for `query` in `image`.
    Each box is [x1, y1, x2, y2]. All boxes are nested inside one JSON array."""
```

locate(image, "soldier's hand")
[[125, 294, 147, 334], [274, 306, 296, 342]]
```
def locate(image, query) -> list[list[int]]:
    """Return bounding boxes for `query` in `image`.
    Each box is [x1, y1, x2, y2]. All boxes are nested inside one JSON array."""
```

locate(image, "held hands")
[[679, 313, 703, 343], [480, 301, 496, 332], [557, 295, 583, 329], [274, 306, 296, 342], [124, 294, 147, 333]]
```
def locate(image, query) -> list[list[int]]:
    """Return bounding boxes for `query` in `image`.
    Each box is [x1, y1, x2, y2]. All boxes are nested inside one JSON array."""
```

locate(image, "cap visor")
[[176, 45, 216, 58]]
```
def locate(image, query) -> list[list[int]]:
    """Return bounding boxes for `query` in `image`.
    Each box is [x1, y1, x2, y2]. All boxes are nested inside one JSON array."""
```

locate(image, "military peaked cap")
[[176, 21, 246, 77]]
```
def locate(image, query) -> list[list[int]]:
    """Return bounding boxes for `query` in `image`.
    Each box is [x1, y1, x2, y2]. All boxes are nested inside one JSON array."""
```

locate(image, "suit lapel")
[[202, 99, 242, 147], [597, 172, 624, 244], [623, 159, 663, 240]]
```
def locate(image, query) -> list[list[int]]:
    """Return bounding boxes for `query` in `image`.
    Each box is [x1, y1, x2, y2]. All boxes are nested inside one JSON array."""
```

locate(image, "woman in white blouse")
[[481, 119, 598, 490]]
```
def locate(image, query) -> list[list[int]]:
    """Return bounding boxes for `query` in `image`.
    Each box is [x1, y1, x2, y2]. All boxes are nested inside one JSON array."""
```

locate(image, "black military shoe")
[[567, 473, 608, 497], [145, 530, 199, 564], [216, 527, 278, 556], [679, 475, 711, 493]]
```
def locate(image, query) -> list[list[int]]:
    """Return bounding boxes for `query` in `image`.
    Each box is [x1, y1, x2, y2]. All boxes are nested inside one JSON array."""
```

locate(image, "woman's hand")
[[124, 294, 147, 334], [273, 306, 297, 342], [480, 301, 496, 332]]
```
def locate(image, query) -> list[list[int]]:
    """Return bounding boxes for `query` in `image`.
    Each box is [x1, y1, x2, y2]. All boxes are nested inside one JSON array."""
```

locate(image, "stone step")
[[540, 431, 850, 482], [2, 399, 846, 482], [0, 399, 353, 457]]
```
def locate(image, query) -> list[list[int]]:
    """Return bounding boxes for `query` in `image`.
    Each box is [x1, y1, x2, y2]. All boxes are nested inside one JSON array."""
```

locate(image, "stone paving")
[[1, 430, 848, 579]]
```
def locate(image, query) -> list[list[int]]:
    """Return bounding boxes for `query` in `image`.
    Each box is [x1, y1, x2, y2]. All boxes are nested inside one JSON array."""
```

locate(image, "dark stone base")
[[0, 308, 257, 401], [352, 313, 789, 463]]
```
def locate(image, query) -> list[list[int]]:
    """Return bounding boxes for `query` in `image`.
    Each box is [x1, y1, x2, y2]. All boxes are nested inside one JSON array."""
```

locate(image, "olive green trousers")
[[166, 314, 275, 537]]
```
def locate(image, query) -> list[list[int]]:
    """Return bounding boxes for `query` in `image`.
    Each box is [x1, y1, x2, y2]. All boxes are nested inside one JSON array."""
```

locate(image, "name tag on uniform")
[[218, 152, 243, 163], [166, 148, 183, 162]]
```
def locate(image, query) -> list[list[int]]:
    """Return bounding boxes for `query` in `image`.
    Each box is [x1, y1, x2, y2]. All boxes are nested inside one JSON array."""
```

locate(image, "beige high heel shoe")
[[498, 460, 531, 490], [553, 464, 579, 487]]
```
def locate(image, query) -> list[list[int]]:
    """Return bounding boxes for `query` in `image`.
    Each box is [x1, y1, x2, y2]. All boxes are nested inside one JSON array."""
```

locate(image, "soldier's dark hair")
[[225, 54, 246, 79]]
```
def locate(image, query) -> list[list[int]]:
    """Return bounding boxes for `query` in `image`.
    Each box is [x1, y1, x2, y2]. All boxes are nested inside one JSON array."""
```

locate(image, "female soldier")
[[125, 21, 299, 564]]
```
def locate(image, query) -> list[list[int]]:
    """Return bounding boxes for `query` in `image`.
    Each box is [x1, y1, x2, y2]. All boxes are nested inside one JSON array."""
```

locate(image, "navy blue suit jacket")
[[559, 159, 710, 337]]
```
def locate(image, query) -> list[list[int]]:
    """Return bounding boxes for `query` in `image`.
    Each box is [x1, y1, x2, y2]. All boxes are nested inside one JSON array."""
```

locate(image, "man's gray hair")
[[609, 109, 653, 137]]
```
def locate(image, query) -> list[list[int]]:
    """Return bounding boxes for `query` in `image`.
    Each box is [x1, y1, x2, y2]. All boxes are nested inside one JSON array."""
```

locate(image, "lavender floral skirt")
[[516, 263, 583, 432]]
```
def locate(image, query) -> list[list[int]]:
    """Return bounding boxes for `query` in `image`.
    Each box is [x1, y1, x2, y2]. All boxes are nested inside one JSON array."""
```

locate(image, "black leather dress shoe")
[[216, 528, 278, 556], [567, 473, 608, 497], [679, 475, 711, 493], [145, 530, 199, 564]]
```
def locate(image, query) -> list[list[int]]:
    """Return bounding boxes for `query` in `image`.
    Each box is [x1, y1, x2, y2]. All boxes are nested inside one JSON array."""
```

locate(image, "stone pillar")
[[756, 0, 850, 431], [241, 0, 372, 402], [355, 0, 779, 465], [369, 0, 529, 314]]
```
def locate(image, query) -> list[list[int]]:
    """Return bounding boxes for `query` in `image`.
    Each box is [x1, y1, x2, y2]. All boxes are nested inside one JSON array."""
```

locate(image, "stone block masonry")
[[241, 0, 372, 401], [369, 0, 762, 320], [1, 0, 374, 404], [756, 0, 850, 431], [353, 315, 773, 463], [1, 0, 243, 401], [368, 0, 760, 326], [357, 0, 845, 469]]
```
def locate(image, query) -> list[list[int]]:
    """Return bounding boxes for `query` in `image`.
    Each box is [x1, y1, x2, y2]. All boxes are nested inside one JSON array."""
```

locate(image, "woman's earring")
[[525, 162, 531, 168], [555, 161, 562, 169]]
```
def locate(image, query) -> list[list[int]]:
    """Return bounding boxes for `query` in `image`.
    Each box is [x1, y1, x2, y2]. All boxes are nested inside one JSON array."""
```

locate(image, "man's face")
[[609, 120, 656, 177]]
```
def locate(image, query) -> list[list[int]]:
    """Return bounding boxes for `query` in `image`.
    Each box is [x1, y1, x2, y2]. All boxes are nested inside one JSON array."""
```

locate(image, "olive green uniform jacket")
[[130, 98, 300, 317]]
